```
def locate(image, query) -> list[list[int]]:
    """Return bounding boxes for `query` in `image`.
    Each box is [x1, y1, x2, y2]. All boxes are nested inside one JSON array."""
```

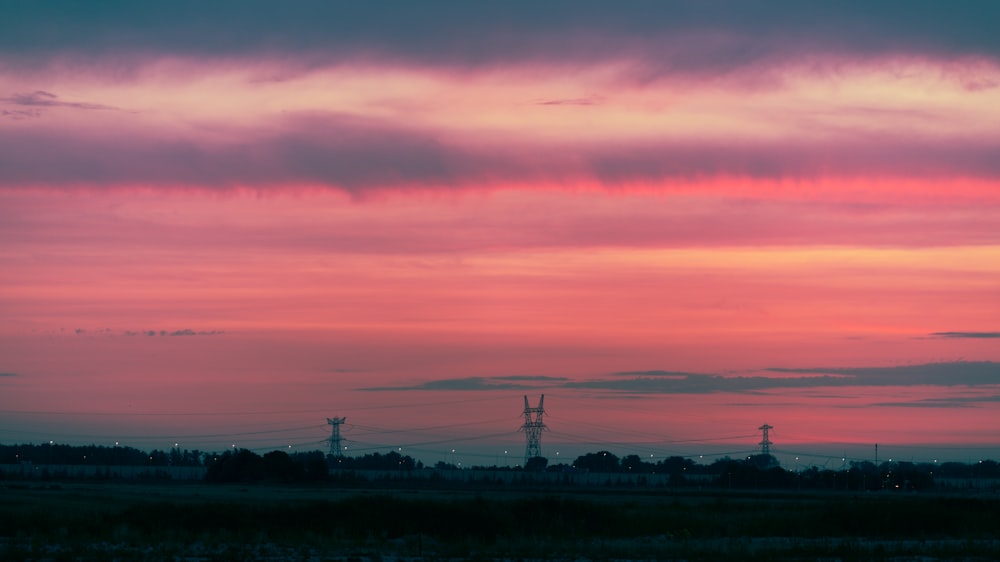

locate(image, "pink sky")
[[2, 2, 999, 466]]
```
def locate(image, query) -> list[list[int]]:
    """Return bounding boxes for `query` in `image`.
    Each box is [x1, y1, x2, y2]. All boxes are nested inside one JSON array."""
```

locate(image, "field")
[[2, 481, 999, 561]]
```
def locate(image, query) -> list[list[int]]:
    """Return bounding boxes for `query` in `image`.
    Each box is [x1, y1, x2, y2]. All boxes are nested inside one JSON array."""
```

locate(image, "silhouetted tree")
[[747, 453, 779, 470], [205, 449, 265, 483], [524, 456, 548, 472], [573, 451, 620, 473], [657, 455, 696, 475], [292, 450, 329, 481], [621, 454, 654, 473], [334, 451, 418, 471], [261, 451, 302, 482], [972, 459, 1000, 478]]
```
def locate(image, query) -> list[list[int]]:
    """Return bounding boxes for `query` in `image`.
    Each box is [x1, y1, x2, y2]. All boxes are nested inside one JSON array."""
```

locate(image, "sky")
[[2, 1, 999, 467]]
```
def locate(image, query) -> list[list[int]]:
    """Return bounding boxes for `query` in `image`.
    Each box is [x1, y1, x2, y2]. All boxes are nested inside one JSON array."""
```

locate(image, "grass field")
[[2, 481, 999, 560]]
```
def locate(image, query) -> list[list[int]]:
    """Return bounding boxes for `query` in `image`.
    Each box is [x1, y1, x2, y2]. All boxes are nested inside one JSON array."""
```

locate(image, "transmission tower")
[[758, 423, 773, 455], [327, 416, 346, 457], [521, 395, 546, 464]]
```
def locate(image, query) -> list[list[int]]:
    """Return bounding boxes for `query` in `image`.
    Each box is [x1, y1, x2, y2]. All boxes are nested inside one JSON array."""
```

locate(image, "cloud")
[[2, 2, 999, 73], [872, 395, 1000, 408], [0, 114, 481, 190], [493, 375, 570, 382], [122, 329, 224, 336], [548, 362, 995, 395], [1, 90, 117, 111], [764, 362, 1000, 387], [535, 97, 601, 106], [614, 370, 706, 378], [0, 372, 17, 377], [564, 373, 849, 394], [930, 331, 1000, 339], [1, 108, 41, 120], [359, 362, 1000, 395], [359, 375, 568, 392], [571, 362, 1000, 395], [2, 114, 999, 190]]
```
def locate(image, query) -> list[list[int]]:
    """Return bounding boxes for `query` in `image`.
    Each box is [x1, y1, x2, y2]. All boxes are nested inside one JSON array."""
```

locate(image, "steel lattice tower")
[[327, 416, 346, 457], [758, 423, 773, 455], [521, 395, 546, 464]]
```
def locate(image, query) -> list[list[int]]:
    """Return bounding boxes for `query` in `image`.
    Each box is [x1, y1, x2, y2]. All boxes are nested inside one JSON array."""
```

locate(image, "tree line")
[[3, 443, 999, 490]]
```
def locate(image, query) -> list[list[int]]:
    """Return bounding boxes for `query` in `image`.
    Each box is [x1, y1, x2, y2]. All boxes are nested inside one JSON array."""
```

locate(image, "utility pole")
[[758, 424, 773, 455], [327, 416, 346, 457], [521, 395, 546, 465]]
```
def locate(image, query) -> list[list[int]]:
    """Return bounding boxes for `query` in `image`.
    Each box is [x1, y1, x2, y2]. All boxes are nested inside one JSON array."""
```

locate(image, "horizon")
[[2, 2, 999, 467], [6, 434, 1000, 471], [6, 382, 1000, 468]]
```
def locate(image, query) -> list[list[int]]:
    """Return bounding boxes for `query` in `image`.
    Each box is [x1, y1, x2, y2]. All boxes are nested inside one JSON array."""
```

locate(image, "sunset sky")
[[2, 1, 999, 467]]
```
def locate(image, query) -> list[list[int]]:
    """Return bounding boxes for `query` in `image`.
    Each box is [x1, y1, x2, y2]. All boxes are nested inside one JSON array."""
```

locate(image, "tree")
[[657, 456, 696, 475], [524, 456, 548, 472], [621, 454, 653, 473], [573, 451, 620, 473], [261, 450, 302, 482], [746, 454, 779, 470], [205, 449, 265, 483], [292, 450, 329, 481]]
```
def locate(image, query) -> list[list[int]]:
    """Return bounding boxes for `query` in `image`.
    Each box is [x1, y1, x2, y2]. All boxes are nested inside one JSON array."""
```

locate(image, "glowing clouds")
[[2, 56, 1000, 191]]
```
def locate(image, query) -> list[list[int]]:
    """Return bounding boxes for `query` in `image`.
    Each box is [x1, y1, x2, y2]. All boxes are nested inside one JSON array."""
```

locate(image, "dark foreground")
[[2, 482, 998, 561]]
